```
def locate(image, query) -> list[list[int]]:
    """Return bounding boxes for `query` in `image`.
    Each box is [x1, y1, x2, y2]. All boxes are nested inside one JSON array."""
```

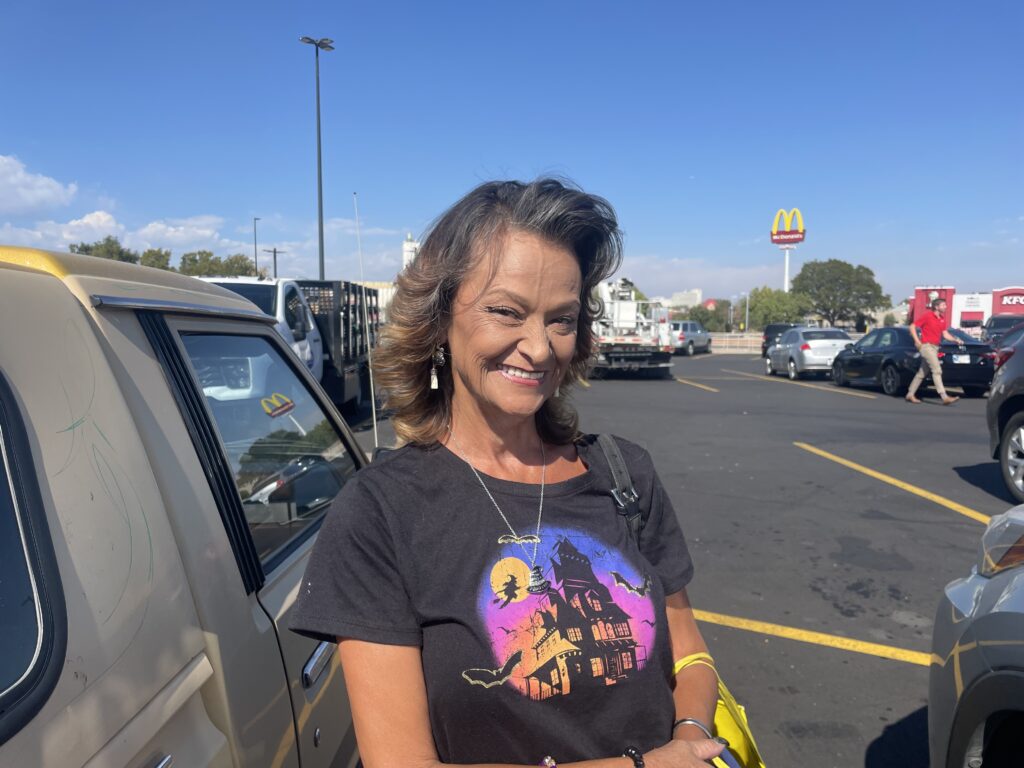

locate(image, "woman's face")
[[445, 230, 582, 424]]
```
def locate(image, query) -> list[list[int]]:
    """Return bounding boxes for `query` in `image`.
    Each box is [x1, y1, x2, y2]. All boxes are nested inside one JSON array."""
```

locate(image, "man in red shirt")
[[906, 297, 961, 404]]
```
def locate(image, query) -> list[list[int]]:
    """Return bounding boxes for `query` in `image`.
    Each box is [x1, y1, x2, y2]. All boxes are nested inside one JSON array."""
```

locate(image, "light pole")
[[252, 217, 261, 275], [300, 36, 334, 280]]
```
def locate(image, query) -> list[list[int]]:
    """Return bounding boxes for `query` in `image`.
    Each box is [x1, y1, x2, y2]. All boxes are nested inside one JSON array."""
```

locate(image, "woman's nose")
[[519, 319, 553, 362]]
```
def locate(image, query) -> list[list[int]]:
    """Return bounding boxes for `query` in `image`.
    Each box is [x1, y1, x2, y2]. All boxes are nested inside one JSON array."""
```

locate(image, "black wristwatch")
[[622, 746, 644, 767]]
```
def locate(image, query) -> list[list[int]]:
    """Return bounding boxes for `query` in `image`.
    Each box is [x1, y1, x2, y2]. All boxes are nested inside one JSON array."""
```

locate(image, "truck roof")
[[0, 246, 272, 321], [199, 276, 294, 285]]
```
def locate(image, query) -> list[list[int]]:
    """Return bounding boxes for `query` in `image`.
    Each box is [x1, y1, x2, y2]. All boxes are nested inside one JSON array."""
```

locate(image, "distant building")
[[651, 289, 703, 310], [401, 233, 420, 270]]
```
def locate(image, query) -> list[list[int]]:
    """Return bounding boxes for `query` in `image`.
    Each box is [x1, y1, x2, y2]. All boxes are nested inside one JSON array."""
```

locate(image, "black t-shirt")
[[291, 435, 694, 764]]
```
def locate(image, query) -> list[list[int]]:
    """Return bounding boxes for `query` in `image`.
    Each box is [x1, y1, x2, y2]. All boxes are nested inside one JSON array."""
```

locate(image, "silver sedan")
[[765, 327, 852, 379]]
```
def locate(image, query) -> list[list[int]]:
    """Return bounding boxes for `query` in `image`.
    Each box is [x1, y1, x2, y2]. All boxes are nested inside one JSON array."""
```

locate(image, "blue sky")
[[1, 0, 1020, 301]]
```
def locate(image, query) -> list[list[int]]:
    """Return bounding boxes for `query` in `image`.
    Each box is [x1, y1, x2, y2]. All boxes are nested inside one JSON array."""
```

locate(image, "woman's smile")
[[498, 364, 546, 386]]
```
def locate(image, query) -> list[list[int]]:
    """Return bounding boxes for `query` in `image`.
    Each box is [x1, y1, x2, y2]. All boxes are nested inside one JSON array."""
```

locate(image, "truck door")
[[161, 317, 364, 768], [284, 285, 324, 382]]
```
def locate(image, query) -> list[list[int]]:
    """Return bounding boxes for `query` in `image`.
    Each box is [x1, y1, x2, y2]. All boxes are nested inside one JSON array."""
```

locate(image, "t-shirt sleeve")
[[639, 463, 694, 595], [612, 438, 694, 595], [289, 474, 422, 646]]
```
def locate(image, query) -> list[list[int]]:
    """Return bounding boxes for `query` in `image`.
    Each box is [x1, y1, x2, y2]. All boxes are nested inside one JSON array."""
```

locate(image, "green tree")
[[70, 235, 139, 264], [746, 286, 812, 330], [178, 251, 257, 277], [790, 259, 890, 327], [140, 247, 173, 270], [221, 253, 258, 277]]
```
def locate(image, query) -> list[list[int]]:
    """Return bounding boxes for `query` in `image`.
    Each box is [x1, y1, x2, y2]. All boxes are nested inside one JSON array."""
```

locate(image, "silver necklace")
[[447, 425, 551, 595]]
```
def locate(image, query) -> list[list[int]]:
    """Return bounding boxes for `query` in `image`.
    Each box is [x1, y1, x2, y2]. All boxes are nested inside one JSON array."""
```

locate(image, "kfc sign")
[[993, 287, 1024, 314]]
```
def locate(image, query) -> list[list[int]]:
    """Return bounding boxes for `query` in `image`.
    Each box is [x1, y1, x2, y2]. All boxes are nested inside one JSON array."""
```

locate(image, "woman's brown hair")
[[373, 178, 622, 446]]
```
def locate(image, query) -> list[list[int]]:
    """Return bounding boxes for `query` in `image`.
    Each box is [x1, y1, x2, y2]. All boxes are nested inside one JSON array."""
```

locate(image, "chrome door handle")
[[302, 641, 335, 689], [149, 756, 173, 768]]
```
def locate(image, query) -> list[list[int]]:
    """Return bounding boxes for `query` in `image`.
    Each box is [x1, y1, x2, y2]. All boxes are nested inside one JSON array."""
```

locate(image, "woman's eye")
[[486, 306, 521, 320]]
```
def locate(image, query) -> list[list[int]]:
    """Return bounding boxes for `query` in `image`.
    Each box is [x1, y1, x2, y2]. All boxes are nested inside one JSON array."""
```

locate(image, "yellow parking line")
[[694, 609, 931, 666], [675, 377, 719, 393], [794, 442, 991, 525], [721, 368, 877, 400]]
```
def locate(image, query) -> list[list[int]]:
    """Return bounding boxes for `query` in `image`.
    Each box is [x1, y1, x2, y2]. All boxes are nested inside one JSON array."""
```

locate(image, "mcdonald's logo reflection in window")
[[261, 393, 295, 418]]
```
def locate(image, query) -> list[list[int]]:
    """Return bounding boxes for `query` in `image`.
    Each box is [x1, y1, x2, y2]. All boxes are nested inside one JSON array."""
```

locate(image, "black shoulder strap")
[[596, 434, 645, 544]]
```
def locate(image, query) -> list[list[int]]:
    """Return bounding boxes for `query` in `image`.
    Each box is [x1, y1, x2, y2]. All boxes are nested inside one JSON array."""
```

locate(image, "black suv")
[[761, 322, 799, 357], [987, 335, 1024, 502]]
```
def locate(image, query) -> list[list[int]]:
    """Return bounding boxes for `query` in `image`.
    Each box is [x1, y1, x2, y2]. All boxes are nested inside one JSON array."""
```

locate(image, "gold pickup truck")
[[0, 247, 364, 768]]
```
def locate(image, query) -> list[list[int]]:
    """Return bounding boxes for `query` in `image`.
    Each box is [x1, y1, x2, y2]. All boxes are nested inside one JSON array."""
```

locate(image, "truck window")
[[180, 334, 357, 565], [213, 282, 276, 316], [0, 372, 64, 743], [284, 287, 307, 331]]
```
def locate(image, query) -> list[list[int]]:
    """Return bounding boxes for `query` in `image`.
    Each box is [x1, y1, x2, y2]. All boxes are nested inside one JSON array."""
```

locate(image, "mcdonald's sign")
[[261, 392, 295, 418], [771, 208, 805, 245]]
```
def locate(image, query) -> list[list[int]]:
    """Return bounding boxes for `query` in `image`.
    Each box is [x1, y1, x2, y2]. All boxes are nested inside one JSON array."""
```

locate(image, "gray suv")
[[987, 334, 1024, 502], [670, 320, 712, 356]]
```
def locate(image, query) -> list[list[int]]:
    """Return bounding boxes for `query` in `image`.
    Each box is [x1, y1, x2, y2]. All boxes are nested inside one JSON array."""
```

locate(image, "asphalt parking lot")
[[349, 354, 1012, 768]]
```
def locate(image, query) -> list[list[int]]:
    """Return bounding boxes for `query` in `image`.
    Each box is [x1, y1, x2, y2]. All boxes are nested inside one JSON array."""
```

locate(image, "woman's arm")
[[664, 589, 719, 743], [337, 638, 722, 768]]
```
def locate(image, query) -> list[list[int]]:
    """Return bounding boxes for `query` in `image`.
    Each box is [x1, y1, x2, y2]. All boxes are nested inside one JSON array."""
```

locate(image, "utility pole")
[[263, 248, 285, 278]]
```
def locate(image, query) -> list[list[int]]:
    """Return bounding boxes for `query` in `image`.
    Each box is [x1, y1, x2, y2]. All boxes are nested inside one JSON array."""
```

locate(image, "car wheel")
[[999, 412, 1024, 503], [961, 386, 987, 398], [833, 362, 848, 387], [764, 357, 774, 376], [787, 359, 799, 380], [686, 341, 695, 356], [880, 364, 904, 397]]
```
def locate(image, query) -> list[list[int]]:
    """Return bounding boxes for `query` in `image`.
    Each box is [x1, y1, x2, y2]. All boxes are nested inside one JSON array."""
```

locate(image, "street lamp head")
[[300, 36, 334, 51]]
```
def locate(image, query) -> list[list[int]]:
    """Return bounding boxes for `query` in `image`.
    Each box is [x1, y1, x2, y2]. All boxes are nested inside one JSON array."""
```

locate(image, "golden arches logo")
[[261, 392, 295, 418], [771, 208, 806, 244]]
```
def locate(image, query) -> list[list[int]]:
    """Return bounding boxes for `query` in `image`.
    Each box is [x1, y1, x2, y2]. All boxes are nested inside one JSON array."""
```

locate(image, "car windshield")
[[802, 330, 849, 341], [988, 316, 1022, 332], [213, 283, 276, 315], [997, 325, 1024, 348]]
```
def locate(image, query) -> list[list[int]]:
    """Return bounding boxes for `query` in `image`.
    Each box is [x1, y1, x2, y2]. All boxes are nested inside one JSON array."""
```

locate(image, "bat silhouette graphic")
[[641, 618, 656, 627], [497, 534, 541, 545], [610, 571, 652, 597], [461, 650, 523, 688]]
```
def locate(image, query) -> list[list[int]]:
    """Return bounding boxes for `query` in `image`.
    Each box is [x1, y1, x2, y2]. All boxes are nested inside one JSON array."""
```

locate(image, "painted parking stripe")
[[694, 609, 931, 666], [794, 442, 991, 525], [675, 377, 719, 393], [721, 368, 877, 400]]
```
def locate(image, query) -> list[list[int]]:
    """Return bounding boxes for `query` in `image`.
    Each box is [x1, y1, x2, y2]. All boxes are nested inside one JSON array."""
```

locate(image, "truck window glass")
[[213, 282, 276, 316], [0, 429, 42, 705], [284, 288, 303, 329], [180, 334, 357, 564]]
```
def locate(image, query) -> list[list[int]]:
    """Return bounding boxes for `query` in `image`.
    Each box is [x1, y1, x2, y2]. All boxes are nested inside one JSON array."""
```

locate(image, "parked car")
[[0, 246, 364, 767], [761, 322, 799, 357], [989, 320, 1024, 350], [983, 314, 1024, 343], [765, 327, 851, 379], [929, 505, 1024, 768], [986, 334, 1024, 503], [831, 326, 995, 398], [669, 320, 712, 356]]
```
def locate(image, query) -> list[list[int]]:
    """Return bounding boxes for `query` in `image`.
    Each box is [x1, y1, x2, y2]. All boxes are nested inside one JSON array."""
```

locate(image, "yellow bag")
[[673, 653, 767, 768]]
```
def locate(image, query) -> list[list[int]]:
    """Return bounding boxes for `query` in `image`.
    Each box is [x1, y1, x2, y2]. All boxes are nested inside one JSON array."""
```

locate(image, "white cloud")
[[325, 216, 401, 237], [0, 210, 123, 247], [0, 155, 77, 215]]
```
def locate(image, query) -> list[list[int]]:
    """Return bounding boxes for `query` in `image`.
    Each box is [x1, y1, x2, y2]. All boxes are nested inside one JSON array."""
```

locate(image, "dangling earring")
[[430, 346, 446, 390]]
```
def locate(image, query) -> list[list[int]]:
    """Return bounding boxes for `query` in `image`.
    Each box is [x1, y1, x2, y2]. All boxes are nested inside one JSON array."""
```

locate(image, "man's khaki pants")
[[907, 343, 947, 398]]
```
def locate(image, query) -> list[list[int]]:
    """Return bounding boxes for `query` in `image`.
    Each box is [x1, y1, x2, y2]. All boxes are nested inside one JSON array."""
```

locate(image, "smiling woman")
[[290, 179, 726, 768]]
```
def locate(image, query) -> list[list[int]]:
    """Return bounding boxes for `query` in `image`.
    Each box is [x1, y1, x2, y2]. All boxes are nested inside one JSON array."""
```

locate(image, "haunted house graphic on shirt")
[[472, 526, 656, 700]]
